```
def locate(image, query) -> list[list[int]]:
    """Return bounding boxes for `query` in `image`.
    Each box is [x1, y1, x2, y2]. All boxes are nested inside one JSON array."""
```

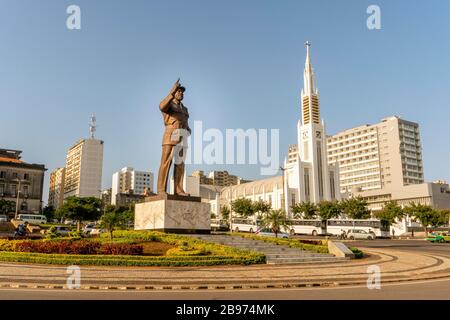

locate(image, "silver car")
[[347, 229, 375, 240], [256, 228, 290, 239]]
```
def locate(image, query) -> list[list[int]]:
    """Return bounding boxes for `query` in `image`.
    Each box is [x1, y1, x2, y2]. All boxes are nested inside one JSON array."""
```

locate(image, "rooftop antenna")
[[89, 114, 97, 139]]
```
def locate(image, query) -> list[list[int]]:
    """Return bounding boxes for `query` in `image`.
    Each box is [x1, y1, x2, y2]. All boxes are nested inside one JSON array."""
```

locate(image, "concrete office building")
[[111, 167, 153, 205], [48, 167, 65, 209], [64, 138, 104, 199], [327, 116, 424, 194]]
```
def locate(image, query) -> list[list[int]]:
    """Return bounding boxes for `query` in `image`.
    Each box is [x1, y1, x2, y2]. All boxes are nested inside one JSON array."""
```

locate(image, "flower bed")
[[0, 231, 266, 266]]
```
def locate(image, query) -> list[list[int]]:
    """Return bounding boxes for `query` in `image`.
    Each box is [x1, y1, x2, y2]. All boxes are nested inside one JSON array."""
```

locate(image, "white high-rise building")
[[283, 42, 341, 210], [111, 167, 153, 205], [327, 116, 424, 194], [64, 138, 104, 199]]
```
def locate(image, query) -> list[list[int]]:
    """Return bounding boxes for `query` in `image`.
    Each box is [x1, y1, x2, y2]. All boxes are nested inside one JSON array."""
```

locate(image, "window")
[[24, 173, 30, 180], [11, 184, 17, 197], [12, 172, 18, 179], [0, 171, 5, 179]]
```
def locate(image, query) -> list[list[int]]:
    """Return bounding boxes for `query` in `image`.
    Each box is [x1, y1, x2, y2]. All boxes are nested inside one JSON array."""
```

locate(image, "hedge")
[[0, 251, 265, 266]]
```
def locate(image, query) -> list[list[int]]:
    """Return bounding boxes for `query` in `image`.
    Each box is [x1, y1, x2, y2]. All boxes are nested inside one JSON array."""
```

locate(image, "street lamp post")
[[14, 179, 21, 220], [279, 166, 286, 213]]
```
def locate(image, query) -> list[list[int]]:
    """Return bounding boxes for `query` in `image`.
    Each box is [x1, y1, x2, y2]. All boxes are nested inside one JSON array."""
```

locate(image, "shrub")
[[99, 243, 143, 255], [349, 247, 364, 259], [0, 239, 18, 252], [14, 240, 101, 255]]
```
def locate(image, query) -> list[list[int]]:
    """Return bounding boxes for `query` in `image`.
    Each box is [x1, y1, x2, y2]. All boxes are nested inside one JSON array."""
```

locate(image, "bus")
[[231, 218, 262, 233], [289, 219, 325, 236], [17, 214, 47, 225], [288, 218, 389, 238], [326, 219, 389, 238]]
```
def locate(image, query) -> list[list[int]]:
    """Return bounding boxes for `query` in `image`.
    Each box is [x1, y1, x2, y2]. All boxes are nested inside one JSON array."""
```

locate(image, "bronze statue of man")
[[157, 79, 191, 196]]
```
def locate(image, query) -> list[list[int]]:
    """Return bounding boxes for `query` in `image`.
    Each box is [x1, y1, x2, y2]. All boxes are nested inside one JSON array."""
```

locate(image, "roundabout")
[[0, 245, 448, 294]]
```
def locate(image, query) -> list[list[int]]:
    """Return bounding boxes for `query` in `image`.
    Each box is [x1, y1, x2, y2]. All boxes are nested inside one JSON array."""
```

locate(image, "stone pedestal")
[[134, 194, 211, 234]]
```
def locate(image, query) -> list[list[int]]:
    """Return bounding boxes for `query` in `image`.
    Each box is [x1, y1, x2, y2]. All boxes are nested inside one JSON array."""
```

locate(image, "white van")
[[17, 214, 47, 224]]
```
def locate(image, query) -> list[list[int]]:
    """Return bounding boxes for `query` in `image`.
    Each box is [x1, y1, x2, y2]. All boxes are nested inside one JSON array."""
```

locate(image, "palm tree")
[[260, 209, 291, 238]]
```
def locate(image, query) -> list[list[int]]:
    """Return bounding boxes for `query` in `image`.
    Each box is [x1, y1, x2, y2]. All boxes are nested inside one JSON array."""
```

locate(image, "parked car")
[[41, 225, 72, 236], [17, 214, 47, 225], [89, 227, 107, 236], [63, 219, 77, 226], [426, 232, 450, 243], [347, 229, 375, 240], [256, 228, 290, 239], [0, 215, 8, 222], [82, 223, 98, 235]]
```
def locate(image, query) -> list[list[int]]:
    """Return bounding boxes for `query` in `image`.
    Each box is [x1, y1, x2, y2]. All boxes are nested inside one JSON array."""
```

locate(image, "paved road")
[[0, 278, 449, 300], [349, 239, 450, 257]]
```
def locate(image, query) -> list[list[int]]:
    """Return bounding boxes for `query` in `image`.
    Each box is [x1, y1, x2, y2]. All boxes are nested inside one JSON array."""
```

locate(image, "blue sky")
[[1, 0, 449, 204]]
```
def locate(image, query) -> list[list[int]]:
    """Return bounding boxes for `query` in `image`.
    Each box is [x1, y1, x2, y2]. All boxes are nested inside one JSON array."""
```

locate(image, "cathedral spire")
[[303, 41, 316, 95], [301, 41, 320, 125]]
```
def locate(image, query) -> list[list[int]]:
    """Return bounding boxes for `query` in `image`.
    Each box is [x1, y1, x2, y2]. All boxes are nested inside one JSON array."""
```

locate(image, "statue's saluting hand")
[[170, 78, 181, 96]]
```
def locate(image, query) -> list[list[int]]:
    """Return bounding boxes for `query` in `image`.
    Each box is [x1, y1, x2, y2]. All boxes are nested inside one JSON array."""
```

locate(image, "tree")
[[405, 203, 441, 236], [0, 199, 15, 215], [252, 200, 271, 219], [260, 209, 292, 238], [340, 197, 371, 219], [438, 209, 450, 226], [56, 196, 102, 232], [100, 205, 133, 239], [291, 201, 317, 219], [230, 198, 255, 218], [317, 201, 341, 221], [220, 206, 230, 220], [42, 205, 55, 222], [375, 201, 404, 230]]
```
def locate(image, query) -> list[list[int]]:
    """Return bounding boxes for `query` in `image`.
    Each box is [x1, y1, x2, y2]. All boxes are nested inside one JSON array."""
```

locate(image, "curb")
[[1, 273, 450, 291]]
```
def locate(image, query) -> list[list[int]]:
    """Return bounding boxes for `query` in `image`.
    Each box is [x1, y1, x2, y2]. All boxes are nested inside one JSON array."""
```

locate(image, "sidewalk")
[[0, 247, 449, 290]]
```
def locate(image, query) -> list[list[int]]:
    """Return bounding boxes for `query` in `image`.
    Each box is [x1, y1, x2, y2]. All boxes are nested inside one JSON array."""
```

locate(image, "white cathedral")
[[205, 42, 341, 216], [283, 41, 341, 207]]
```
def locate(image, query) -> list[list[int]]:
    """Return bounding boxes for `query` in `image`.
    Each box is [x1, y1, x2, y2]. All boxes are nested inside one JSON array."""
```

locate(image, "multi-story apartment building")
[[48, 167, 66, 209], [64, 138, 104, 199], [326, 116, 424, 193], [191, 170, 250, 187], [191, 171, 213, 185], [0, 149, 46, 216], [111, 167, 153, 205]]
